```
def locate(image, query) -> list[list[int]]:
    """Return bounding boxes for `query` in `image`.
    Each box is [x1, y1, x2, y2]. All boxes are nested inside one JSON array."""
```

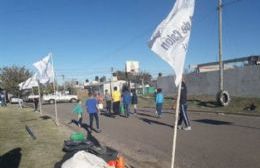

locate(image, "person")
[[33, 97, 39, 112], [18, 98, 23, 109], [112, 87, 121, 116], [154, 89, 157, 115], [85, 92, 101, 133], [96, 92, 104, 111], [122, 87, 131, 117], [0, 92, 6, 106], [131, 89, 138, 114], [104, 90, 112, 114], [72, 100, 83, 127], [155, 88, 164, 118], [0, 92, 2, 107], [177, 79, 191, 131]]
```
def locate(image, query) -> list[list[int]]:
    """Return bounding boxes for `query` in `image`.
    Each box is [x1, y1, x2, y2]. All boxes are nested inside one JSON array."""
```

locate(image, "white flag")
[[19, 74, 39, 90], [33, 53, 54, 84], [149, 0, 195, 86]]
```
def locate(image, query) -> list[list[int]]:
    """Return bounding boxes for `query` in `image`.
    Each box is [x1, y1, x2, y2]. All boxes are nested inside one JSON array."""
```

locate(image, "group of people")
[[109, 86, 138, 118], [72, 79, 191, 133], [72, 86, 139, 133]]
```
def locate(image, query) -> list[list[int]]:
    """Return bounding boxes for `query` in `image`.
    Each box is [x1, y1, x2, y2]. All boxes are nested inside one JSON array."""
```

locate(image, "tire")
[[49, 99, 55, 104], [70, 98, 77, 103], [216, 90, 231, 106]]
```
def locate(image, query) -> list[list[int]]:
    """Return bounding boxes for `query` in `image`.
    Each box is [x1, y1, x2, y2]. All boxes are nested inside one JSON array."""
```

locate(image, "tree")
[[95, 76, 99, 82], [100, 76, 106, 82], [0, 66, 32, 96], [113, 70, 152, 84]]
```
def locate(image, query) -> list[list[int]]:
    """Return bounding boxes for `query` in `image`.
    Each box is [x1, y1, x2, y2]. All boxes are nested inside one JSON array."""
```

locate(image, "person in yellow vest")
[[112, 87, 121, 116]]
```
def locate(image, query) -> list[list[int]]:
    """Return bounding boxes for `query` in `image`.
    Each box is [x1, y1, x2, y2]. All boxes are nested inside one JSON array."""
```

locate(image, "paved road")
[[42, 103, 260, 168]]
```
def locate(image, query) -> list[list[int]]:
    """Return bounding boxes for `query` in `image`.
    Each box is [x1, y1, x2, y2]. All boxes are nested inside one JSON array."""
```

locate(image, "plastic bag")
[[61, 151, 109, 168]]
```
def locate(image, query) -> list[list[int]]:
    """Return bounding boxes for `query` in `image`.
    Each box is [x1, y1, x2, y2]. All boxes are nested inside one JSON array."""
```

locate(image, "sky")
[[0, 0, 260, 83]]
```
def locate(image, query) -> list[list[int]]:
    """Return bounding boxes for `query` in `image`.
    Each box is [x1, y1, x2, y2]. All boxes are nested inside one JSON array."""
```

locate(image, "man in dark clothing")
[[177, 79, 191, 130], [131, 89, 138, 113], [33, 97, 39, 112]]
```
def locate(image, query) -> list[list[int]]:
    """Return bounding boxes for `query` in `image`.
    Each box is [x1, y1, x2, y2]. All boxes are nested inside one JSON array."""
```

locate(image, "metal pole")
[[110, 67, 113, 95], [170, 79, 182, 168], [37, 81, 42, 115], [218, 0, 224, 91], [142, 78, 145, 95], [50, 53, 59, 126], [62, 74, 65, 93]]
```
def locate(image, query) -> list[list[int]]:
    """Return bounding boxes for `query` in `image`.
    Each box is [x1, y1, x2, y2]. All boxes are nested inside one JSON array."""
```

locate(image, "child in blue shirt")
[[85, 92, 101, 133], [155, 88, 164, 118]]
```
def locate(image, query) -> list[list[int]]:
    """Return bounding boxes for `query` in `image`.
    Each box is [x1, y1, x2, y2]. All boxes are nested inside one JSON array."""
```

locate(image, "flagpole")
[[37, 81, 42, 115], [170, 77, 182, 168], [50, 53, 59, 126]]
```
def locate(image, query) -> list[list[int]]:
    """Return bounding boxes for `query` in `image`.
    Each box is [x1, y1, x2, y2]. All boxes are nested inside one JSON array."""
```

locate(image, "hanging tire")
[[49, 99, 55, 104], [216, 90, 231, 106]]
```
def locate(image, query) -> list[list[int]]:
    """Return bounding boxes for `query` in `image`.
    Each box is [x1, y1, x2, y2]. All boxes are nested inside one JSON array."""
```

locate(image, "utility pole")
[[110, 67, 113, 95], [61, 74, 65, 93], [218, 0, 224, 91], [216, 0, 230, 106]]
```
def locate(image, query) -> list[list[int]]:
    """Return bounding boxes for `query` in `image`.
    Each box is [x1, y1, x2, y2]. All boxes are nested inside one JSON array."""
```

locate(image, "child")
[[85, 93, 101, 133], [72, 100, 83, 127], [155, 88, 164, 118]]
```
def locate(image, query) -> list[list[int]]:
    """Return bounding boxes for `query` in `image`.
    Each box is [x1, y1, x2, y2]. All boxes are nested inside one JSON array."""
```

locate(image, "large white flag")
[[149, 0, 195, 86], [33, 53, 54, 84], [19, 73, 39, 90]]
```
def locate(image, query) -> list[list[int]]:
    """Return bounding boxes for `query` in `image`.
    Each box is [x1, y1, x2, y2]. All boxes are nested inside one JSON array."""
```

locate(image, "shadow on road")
[[68, 119, 80, 127], [194, 119, 260, 130], [136, 112, 157, 118], [40, 115, 51, 120], [138, 108, 173, 115], [138, 117, 173, 128], [191, 99, 220, 108], [100, 112, 116, 118], [193, 119, 232, 125], [0, 147, 22, 168]]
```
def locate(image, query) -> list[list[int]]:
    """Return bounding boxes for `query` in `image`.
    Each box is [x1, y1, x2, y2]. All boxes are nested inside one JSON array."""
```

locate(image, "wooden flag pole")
[[170, 77, 182, 168]]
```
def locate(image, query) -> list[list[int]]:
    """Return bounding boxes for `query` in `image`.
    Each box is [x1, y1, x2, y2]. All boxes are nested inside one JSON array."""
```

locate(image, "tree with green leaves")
[[0, 66, 32, 96], [113, 70, 152, 84]]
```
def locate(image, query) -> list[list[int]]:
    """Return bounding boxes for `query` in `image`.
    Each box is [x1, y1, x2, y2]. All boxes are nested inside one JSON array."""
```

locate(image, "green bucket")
[[120, 104, 125, 116], [70, 132, 85, 141]]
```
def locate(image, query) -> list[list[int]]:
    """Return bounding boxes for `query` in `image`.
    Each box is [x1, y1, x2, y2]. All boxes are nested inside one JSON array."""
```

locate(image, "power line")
[[222, 0, 247, 7]]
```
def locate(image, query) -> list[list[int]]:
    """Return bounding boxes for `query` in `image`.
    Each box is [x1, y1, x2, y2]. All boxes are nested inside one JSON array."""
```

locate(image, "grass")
[[79, 93, 260, 115], [137, 95, 260, 115], [0, 105, 72, 168]]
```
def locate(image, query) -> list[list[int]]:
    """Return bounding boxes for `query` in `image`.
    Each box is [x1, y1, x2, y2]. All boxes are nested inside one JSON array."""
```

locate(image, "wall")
[[157, 65, 260, 98]]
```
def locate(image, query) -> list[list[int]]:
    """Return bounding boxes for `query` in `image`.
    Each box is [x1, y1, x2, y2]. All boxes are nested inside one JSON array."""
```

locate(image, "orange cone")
[[116, 156, 125, 168]]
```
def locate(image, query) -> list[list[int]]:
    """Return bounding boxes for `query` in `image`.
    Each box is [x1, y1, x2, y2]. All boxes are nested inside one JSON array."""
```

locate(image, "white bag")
[[61, 151, 109, 168], [98, 103, 104, 110]]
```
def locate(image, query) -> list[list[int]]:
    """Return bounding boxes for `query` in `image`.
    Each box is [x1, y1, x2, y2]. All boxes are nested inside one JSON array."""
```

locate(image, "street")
[[42, 103, 260, 168]]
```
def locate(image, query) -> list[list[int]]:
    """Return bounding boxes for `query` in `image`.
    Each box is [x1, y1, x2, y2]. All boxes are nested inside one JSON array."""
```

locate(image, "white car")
[[43, 94, 78, 104], [10, 97, 23, 104]]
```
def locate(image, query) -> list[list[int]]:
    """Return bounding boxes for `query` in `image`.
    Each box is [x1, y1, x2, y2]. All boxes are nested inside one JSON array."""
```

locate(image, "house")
[[85, 80, 128, 95]]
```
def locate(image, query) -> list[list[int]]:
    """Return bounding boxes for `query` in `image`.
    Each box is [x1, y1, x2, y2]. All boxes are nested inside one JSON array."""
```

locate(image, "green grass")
[[0, 105, 72, 168], [137, 95, 260, 115], [80, 94, 260, 115]]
